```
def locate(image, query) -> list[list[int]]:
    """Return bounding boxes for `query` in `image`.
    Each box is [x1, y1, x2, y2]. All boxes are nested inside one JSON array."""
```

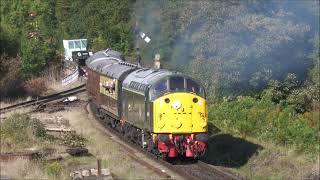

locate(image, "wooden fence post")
[[97, 159, 102, 178]]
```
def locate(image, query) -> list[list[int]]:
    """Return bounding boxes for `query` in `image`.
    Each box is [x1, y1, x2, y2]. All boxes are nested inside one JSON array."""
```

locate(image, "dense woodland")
[[0, 1, 319, 155]]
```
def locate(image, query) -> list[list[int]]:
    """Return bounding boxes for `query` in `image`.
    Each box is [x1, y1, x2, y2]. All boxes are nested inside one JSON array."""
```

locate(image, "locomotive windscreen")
[[150, 77, 205, 100]]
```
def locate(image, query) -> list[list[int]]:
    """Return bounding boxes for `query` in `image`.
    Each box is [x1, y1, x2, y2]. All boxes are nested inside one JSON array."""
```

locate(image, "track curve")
[[0, 84, 86, 114], [90, 102, 243, 180]]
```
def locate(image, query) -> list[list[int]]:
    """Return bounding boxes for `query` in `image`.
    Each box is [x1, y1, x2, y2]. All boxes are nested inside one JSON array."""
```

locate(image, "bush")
[[23, 77, 47, 96], [45, 162, 63, 177], [262, 73, 316, 114], [209, 96, 319, 154], [0, 114, 48, 149], [60, 131, 86, 147], [0, 55, 24, 97], [287, 85, 315, 113]]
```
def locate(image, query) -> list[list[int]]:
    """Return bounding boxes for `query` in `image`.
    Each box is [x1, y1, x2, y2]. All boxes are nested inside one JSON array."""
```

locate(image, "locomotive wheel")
[[115, 121, 122, 134], [159, 153, 168, 161], [103, 116, 110, 126]]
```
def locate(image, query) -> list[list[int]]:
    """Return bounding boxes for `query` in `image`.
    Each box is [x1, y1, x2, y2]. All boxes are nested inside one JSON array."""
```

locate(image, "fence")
[[62, 66, 79, 86]]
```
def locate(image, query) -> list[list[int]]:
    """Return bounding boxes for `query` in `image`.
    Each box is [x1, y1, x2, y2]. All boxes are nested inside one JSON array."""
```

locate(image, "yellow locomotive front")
[[150, 76, 208, 158]]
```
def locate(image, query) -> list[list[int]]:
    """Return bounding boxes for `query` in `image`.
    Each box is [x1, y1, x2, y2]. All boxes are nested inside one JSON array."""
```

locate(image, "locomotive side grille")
[[129, 81, 148, 92]]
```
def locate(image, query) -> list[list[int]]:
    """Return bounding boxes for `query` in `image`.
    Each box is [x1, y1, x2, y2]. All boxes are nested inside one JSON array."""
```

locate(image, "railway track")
[[89, 103, 243, 180], [1, 87, 242, 179], [174, 161, 243, 180], [0, 84, 86, 114], [85, 103, 174, 179]]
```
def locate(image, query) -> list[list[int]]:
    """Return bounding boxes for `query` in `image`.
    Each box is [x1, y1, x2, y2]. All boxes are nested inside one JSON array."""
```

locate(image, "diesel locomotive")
[[86, 49, 208, 159]]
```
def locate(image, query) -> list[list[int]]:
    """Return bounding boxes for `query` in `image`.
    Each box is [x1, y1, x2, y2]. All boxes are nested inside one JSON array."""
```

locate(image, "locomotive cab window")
[[149, 76, 205, 100], [186, 78, 205, 97], [169, 77, 184, 91], [154, 79, 168, 95], [150, 79, 168, 100], [187, 79, 199, 93]]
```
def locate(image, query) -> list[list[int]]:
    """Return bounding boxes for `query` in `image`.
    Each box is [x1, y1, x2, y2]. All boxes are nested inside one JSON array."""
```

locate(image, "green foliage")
[[1, 0, 58, 77], [20, 37, 54, 77], [210, 70, 319, 155], [308, 35, 320, 101], [262, 73, 298, 103], [45, 162, 63, 177], [1, 0, 134, 77], [0, 113, 48, 149], [209, 96, 319, 154], [92, 35, 110, 52], [0, 1, 26, 55], [55, 0, 134, 55], [0, 27, 19, 56], [1, 0, 318, 93], [262, 73, 316, 113], [59, 131, 86, 147], [134, 1, 318, 100], [287, 87, 313, 113], [0, 55, 24, 97]]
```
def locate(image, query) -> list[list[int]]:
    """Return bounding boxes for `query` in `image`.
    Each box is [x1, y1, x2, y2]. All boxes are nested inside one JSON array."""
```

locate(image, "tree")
[[133, 0, 318, 100], [55, 0, 134, 54]]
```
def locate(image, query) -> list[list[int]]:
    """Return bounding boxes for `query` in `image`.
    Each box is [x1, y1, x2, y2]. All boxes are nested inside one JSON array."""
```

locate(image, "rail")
[[90, 103, 243, 180], [0, 84, 85, 114]]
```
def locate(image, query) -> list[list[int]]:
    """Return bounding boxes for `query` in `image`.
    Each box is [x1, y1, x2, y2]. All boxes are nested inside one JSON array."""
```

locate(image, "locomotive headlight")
[[193, 97, 198, 103], [172, 100, 181, 109], [165, 98, 170, 103]]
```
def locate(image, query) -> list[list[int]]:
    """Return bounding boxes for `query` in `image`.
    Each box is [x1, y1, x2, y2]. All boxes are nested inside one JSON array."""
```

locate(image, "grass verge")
[[207, 95, 319, 179]]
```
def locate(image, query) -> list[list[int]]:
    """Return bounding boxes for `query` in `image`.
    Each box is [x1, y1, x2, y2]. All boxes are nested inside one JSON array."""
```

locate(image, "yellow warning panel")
[[153, 92, 207, 133]]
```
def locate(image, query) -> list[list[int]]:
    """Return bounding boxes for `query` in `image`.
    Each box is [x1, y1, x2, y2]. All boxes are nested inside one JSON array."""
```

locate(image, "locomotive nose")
[[153, 92, 207, 133], [172, 100, 182, 109]]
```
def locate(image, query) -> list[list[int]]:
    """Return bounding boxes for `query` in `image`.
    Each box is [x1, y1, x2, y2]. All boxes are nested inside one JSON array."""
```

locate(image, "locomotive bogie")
[[155, 133, 207, 158]]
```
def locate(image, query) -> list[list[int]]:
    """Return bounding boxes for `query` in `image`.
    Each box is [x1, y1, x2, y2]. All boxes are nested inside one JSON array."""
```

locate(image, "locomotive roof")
[[123, 68, 181, 93], [86, 49, 137, 79]]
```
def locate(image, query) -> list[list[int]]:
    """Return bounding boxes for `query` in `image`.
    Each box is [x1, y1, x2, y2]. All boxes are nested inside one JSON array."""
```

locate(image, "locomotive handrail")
[[118, 61, 138, 67]]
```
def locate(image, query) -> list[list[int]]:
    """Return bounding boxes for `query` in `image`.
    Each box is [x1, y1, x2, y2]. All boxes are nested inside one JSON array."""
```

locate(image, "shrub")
[[45, 162, 63, 177], [60, 131, 86, 147], [23, 77, 47, 96], [209, 96, 319, 154], [301, 108, 320, 128], [0, 55, 24, 97], [287, 86, 314, 113], [0, 113, 48, 149]]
